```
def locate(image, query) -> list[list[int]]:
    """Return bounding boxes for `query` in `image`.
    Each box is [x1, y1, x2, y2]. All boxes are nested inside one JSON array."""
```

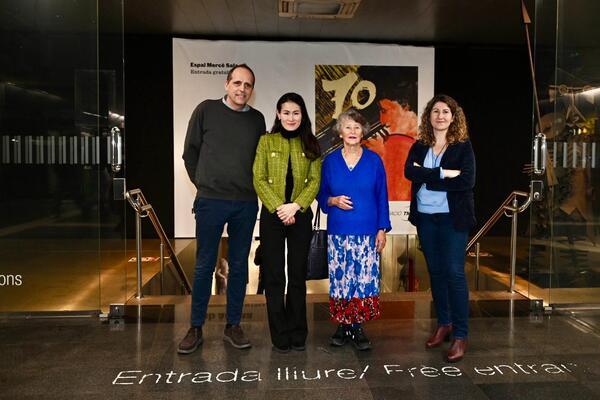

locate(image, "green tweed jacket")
[[253, 132, 321, 213]]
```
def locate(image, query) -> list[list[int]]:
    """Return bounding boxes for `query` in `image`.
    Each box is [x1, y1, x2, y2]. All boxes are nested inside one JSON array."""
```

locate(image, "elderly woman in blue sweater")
[[317, 108, 391, 351]]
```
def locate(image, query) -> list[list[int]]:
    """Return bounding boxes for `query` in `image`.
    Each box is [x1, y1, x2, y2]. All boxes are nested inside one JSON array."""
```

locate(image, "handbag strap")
[[313, 207, 321, 230]]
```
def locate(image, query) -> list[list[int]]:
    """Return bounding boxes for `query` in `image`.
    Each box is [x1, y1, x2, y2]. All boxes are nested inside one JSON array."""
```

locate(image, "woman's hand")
[[328, 195, 353, 210], [282, 215, 296, 226], [443, 169, 461, 178], [375, 229, 386, 252], [276, 202, 300, 223]]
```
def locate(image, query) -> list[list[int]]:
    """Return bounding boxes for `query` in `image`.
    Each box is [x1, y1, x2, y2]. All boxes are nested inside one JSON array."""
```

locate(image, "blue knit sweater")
[[317, 147, 391, 235]]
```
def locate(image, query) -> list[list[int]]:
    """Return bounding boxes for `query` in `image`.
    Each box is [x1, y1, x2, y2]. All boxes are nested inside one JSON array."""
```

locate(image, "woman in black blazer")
[[404, 94, 475, 362]]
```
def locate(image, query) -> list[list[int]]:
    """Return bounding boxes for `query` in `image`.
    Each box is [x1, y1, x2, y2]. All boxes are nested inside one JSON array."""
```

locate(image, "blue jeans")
[[416, 212, 469, 339], [191, 197, 258, 327]]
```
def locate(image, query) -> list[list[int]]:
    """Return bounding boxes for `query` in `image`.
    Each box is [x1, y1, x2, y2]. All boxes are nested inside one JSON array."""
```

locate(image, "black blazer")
[[404, 139, 476, 231]]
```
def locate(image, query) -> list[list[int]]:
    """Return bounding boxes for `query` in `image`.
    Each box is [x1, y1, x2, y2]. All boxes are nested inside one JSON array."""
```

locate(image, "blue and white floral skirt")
[[328, 234, 381, 324]]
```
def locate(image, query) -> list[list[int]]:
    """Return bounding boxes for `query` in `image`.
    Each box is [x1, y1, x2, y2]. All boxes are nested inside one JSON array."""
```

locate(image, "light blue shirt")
[[416, 147, 449, 214]]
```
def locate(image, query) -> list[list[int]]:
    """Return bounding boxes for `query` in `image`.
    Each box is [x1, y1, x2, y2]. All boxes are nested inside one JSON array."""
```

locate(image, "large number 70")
[[322, 71, 377, 119]]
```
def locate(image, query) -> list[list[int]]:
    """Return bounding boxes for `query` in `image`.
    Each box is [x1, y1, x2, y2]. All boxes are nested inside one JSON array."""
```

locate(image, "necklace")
[[431, 143, 448, 167], [342, 147, 362, 171]]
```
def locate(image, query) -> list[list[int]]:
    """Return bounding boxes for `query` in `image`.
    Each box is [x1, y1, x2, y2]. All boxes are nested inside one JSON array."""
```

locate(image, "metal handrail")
[[125, 189, 192, 297], [467, 189, 533, 293], [466, 191, 529, 252]]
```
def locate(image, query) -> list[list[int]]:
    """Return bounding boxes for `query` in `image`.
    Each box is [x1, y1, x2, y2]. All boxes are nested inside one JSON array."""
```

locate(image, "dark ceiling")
[[1, 0, 599, 48], [122, 0, 537, 45]]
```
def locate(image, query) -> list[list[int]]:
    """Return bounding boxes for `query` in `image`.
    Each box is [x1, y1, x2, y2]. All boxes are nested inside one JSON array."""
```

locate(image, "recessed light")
[[278, 0, 361, 19]]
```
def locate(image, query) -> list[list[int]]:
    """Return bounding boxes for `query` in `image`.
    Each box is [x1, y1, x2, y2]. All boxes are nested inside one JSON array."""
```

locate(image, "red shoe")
[[425, 325, 452, 349], [446, 338, 467, 362]]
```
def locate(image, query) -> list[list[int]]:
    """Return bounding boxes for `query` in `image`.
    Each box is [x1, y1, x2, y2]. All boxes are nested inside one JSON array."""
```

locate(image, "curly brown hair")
[[418, 94, 469, 145]]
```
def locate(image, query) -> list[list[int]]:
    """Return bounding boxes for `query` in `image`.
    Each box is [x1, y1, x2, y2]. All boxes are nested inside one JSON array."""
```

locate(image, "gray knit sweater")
[[182, 99, 266, 201]]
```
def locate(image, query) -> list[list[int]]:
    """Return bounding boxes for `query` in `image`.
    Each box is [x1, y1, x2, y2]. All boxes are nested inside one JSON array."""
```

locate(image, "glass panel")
[[531, 0, 600, 306], [550, 0, 600, 304], [97, 0, 128, 313], [526, 0, 559, 306], [0, 1, 101, 312]]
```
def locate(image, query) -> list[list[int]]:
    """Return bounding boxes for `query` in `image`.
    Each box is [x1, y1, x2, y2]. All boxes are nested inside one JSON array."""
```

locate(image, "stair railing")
[[467, 190, 532, 292], [125, 188, 192, 298]]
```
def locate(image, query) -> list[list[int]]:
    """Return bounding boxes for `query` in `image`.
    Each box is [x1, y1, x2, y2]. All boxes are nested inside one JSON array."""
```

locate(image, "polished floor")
[[0, 238, 187, 313], [3, 235, 600, 314], [1, 300, 600, 400]]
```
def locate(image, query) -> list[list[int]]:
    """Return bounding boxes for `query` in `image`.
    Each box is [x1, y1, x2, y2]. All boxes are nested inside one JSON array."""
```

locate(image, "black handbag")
[[306, 208, 328, 280]]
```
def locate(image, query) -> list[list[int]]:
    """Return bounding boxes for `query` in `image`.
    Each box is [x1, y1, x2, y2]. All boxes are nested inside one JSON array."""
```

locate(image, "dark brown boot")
[[446, 338, 467, 362], [223, 324, 252, 349], [177, 327, 203, 354], [425, 325, 452, 349]]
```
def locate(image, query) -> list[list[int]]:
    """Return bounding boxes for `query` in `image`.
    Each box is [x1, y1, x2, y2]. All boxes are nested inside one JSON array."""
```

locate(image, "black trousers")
[[259, 206, 312, 348]]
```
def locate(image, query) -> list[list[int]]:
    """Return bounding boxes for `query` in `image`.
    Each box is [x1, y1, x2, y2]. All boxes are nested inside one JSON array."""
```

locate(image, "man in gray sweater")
[[179, 64, 266, 354]]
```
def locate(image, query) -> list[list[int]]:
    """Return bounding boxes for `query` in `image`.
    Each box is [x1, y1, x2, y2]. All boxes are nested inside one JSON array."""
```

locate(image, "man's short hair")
[[226, 63, 255, 86]]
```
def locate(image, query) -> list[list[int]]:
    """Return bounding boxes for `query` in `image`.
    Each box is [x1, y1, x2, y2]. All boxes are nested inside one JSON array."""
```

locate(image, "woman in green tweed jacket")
[[252, 92, 321, 353]]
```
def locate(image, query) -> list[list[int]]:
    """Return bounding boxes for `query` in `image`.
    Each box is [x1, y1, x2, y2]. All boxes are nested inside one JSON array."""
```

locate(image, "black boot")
[[350, 326, 372, 351], [330, 324, 350, 346]]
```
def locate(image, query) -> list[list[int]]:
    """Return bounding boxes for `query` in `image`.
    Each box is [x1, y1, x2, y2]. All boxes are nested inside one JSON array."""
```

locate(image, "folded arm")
[[404, 145, 443, 185], [427, 141, 476, 192]]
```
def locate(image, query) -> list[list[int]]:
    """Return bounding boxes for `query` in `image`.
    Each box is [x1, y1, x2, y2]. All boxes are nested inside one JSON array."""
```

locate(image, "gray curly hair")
[[334, 108, 370, 136]]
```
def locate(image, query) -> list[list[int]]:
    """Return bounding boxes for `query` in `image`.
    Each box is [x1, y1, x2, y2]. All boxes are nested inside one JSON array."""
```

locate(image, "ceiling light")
[[279, 0, 361, 19], [580, 86, 600, 96]]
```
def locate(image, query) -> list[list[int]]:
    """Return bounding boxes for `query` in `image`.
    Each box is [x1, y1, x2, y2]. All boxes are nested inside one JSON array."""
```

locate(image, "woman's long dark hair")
[[270, 92, 321, 160]]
